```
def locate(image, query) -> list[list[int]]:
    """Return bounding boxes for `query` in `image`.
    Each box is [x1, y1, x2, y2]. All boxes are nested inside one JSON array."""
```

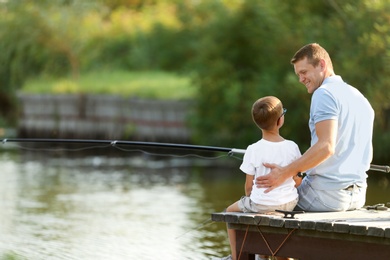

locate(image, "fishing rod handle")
[[230, 148, 246, 155], [370, 164, 390, 173]]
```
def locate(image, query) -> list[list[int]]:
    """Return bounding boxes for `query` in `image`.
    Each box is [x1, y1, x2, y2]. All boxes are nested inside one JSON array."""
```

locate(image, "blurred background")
[[0, 0, 390, 259]]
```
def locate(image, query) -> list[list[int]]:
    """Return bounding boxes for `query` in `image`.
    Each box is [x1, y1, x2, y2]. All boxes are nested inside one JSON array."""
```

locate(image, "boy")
[[213, 96, 301, 260]]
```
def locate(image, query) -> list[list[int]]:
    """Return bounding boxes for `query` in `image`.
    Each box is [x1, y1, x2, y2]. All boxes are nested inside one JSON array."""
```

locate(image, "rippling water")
[[0, 150, 389, 260], [0, 150, 242, 260]]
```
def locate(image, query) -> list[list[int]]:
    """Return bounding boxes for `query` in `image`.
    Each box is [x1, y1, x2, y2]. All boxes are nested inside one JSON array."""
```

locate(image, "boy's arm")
[[245, 174, 254, 196]]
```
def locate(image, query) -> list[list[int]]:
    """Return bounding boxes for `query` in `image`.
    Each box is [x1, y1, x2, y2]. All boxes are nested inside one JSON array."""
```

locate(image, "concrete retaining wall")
[[17, 94, 193, 142]]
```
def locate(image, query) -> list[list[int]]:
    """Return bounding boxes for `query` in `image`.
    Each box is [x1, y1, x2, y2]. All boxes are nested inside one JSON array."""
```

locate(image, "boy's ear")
[[276, 117, 283, 127]]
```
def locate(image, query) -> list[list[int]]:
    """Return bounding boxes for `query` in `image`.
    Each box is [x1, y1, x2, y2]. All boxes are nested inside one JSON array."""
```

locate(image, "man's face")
[[293, 57, 325, 94]]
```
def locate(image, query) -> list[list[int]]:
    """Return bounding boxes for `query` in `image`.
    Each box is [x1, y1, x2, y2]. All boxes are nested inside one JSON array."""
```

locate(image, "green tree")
[[338, 0, 390, 163], [190, 0, 305, 148], [189, 0, 390, 163], [0, 1, 92, 122], [1, 0, 390, 164]]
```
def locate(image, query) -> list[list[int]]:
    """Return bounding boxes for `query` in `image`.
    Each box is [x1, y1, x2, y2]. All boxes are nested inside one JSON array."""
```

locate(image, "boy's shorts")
[[237, 196, 298, 213]]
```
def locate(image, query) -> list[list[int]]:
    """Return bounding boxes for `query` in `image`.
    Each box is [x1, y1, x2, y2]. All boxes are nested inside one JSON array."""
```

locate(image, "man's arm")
[[256, 119, 337, 192]]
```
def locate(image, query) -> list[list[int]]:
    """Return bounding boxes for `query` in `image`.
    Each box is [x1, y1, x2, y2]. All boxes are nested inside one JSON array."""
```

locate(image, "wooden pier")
[[212, 208, 390, 259]]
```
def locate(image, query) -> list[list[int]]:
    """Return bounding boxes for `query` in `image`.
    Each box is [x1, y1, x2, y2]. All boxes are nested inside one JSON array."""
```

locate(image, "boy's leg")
[[226, 201, 241, 212], [227, 225, 236, 260], [226, 202, 241, 260]]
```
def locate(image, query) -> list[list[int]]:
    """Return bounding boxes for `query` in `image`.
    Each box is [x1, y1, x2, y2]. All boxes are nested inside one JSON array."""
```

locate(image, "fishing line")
[[3, 140, 244, 161], [3, 138, 389, 171], [8, 143, 113, 153], [174, 217, 213, 239], [113, 145, 239, 160]]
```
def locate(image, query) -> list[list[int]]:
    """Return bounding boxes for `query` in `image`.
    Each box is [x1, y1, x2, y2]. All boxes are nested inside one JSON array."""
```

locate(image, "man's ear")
[[319, 59, 326, 71]]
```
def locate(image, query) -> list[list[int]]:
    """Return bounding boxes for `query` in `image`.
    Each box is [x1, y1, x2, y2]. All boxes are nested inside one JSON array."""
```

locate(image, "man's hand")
[[255, 163, 286, 193]]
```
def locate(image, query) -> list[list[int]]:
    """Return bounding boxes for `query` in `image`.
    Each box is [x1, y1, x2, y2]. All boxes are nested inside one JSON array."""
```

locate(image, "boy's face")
[[294, 57, 325, 94]]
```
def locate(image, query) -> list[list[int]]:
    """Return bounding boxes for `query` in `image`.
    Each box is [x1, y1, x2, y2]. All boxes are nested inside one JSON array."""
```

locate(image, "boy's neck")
[[261, 130, 285, 142]]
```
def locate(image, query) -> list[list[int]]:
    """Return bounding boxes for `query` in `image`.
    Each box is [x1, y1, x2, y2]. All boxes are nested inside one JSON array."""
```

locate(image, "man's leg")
[[297, 178, 366, 212]]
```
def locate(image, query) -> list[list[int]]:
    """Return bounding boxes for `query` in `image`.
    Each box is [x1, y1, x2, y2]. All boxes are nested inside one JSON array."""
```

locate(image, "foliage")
[[312, 0, 390, 163], [1, 0, 390, 161], [0, 1, 95, 123], [188, 0, 310, 148], [81, 1, 190, 72], [189, 0, 390, 161]]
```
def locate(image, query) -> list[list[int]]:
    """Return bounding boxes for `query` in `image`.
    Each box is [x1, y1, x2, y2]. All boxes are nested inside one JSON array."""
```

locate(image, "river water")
[[0, 147, 389, 260]]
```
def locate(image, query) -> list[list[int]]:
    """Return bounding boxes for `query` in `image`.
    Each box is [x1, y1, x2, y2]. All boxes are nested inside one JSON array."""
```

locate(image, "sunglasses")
[[280, 108, 287, 118]]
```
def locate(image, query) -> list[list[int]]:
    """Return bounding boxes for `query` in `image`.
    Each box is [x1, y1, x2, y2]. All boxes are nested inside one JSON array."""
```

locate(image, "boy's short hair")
[[290, 43, 333, 70], [252, 96, 283, 130]]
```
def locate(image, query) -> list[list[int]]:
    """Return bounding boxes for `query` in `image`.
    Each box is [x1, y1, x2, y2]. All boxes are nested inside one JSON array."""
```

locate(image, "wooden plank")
[[284, 219, 300, 229], [349, 225, 371, 236], [254, 215, 271, 226], [315, 221, 334, 232], [226, 213, 241, 224], [213, 209, 390, 237], [367, 226, 385, 237], [269, 218, 285, 228], [238, 214, 257, 225], [333, 222, 350, 233], [211, 212, 226, 222], [300, 220, 316, 230]]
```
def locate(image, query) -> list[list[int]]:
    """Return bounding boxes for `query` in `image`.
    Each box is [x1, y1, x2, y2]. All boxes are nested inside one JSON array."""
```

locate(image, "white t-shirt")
[[307, 75, 374, 190], [240, 139, 301, 205]]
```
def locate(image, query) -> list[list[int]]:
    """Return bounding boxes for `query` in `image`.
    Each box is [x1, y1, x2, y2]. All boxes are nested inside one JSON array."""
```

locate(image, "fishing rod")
[[1, 138, 246, 155], [2, 138, 389, 173]]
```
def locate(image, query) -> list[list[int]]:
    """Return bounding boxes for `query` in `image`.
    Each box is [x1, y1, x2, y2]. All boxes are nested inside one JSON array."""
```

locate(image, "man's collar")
[[323, 75, 342, 84]]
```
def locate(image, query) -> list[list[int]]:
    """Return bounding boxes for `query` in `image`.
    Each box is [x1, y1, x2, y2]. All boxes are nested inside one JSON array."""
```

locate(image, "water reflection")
[[0, 151, 241, 260], [0, 151, 389, 260]]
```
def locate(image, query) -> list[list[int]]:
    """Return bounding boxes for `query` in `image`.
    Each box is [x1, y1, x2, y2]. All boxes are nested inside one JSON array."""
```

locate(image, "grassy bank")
[[21, 71, 195, 100]]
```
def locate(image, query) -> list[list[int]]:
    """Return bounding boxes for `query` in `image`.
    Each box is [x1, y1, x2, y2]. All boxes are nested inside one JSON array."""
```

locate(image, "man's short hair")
[[291, 43, 333, 70]]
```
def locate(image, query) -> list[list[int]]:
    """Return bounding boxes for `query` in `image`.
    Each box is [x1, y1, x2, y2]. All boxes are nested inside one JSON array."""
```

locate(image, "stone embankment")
[[17, 94, 193, 142]]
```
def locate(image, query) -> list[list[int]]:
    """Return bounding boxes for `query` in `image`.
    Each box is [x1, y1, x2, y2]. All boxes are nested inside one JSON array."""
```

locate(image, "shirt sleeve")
[[311, 88, 339, 124], [239, 145, 255, 175]]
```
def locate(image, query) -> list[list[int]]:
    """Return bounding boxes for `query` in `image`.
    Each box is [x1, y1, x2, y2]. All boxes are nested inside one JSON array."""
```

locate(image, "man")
[[256, 43, 375, 211]]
